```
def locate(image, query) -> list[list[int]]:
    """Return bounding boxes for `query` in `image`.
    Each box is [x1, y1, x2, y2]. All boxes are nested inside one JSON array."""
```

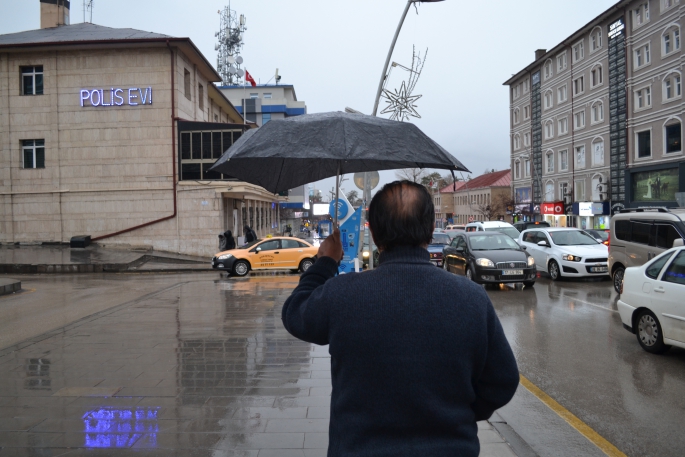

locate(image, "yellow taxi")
[[212, 237, 318, 276]]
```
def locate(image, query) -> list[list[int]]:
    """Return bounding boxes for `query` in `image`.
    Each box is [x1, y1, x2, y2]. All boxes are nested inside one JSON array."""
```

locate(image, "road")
[[0, 271, 684, 456]]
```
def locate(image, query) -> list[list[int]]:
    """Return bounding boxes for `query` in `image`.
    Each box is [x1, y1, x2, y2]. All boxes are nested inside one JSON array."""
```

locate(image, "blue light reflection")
[[82, 407, 159, 448]]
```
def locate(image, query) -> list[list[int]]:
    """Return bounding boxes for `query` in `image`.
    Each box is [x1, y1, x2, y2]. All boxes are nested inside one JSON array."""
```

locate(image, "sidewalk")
[[0, 273, 522, 456]]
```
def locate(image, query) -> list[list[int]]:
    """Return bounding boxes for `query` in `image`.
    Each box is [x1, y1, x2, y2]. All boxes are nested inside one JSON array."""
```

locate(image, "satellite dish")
[[237, 69, 245, 78], [236, 56, 244, 64], [214, 44, 219, 51], [227, 55, 235, 64], [228, 66, 237, 75]]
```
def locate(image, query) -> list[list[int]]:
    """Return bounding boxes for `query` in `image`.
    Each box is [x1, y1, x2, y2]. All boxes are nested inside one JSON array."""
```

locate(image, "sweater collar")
[[378, 245, 430, 265]]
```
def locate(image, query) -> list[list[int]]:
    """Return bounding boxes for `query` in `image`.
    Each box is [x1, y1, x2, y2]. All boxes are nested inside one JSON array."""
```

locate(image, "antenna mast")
[[84, 0, 93, 23], [215, 2, 247, 86]]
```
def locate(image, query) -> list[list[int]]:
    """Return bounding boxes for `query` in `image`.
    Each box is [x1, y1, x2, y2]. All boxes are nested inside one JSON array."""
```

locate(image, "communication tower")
[[215, 3, 247, 86]]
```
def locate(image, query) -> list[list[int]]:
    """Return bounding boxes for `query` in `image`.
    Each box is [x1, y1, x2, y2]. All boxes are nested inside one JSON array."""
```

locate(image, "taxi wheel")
[[233, 260, 250, 277], [548, 260, 561, 281], [299, 258, 314, 273], [636, 310, 670, 354]]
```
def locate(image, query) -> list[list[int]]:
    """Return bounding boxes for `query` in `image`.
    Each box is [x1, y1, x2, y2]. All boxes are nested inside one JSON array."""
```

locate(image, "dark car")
[[428, 232, 451, 267], [584, 229, 609, 246], [513, 221, 550, 232], [442, 231, 537, 287]]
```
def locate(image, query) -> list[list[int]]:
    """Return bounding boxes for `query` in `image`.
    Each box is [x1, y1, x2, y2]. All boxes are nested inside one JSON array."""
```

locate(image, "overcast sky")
[[3, 0, 618, 198]]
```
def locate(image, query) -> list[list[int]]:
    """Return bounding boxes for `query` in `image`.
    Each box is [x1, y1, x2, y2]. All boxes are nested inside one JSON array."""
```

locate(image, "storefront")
[[541, 201, 573, 227], [573, 202, 611, 230]]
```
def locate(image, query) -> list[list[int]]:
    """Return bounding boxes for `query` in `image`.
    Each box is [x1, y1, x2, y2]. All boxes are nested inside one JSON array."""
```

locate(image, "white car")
[[618, 243, 685, 354], [518, 227, 609, 280], [464, 221, 521, 241]]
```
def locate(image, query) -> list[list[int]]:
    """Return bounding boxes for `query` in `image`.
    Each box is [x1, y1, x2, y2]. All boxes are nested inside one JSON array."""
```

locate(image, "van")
[[608, 207, 685, 293], [445, 224, 465, 231], [463, 221, 521, 241]]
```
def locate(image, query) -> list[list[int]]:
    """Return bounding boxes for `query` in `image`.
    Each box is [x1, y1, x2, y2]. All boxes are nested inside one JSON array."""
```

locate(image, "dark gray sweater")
[[282, 246, 519, 457]]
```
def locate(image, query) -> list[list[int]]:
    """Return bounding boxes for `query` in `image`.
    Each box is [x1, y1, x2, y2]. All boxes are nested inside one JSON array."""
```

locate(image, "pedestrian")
[[282, 180, 519, 457], [224, 230, 236, 250], [244, 225, 257, 243], [218, 233, 227, 251]]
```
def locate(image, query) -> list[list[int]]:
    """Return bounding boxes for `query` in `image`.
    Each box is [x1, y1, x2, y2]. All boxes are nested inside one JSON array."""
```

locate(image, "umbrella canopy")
[[210, 111, 470, 194]]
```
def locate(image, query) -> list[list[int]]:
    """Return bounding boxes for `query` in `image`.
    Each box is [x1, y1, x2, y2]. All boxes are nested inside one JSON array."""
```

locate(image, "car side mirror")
[[256, 247, 262, 252], [537, 240, 549, 247], [673, 238, 684, 248], [521, 245, 527, 250], [456, 247, 464, 253]]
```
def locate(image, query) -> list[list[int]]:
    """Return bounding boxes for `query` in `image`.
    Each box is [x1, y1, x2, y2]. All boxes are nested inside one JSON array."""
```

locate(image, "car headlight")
[[362, 251, 369, 258], [562, 254, 581, 262], [476, 258, 495, 267], [218, 254, 233, 260], [527, 256, 535, 266]]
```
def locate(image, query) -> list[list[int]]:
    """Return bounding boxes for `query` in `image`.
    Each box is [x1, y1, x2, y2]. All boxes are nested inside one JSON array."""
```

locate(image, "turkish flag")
[[245, 70, 256, 87]]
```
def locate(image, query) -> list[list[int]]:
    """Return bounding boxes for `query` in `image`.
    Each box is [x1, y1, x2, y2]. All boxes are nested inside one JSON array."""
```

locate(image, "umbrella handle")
[[334, 164, 340, 227]]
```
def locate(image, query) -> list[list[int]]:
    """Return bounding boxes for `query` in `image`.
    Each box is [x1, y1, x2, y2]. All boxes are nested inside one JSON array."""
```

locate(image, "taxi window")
[[662, 251, 685, 285], [282, 239, 301, 249], [257, 240, 280, 251]]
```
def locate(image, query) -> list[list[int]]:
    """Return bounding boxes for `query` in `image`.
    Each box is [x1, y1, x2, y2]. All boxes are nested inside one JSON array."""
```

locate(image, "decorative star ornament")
[[381, 81, 422, 122]]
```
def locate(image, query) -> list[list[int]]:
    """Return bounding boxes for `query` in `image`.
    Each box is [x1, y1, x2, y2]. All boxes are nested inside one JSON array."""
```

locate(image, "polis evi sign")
[[80, 87, 152, 107], [541, 201, 565, 215]]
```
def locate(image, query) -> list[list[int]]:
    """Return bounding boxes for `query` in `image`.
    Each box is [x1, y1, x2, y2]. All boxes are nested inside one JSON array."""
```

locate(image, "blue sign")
[[338, 207, 362, 275], [329, 199, 349, 220]]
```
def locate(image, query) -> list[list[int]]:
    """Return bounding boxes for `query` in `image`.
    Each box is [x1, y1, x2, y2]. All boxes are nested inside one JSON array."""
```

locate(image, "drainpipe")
[[570, 44, 576, 228], [91, 42, 178, 242]]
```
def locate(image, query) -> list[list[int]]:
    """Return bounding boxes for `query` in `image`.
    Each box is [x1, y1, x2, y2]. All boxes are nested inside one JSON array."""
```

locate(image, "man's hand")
[[318, 228, 343, 262]]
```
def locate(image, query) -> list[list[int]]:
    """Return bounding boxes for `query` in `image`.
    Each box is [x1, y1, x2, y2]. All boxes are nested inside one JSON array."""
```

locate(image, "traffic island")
[[0, 277, 21, 296]]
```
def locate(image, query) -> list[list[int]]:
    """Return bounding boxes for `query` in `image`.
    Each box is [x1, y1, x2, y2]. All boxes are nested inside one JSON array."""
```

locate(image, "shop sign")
[[578, 202, 593, 216], [80, 87, 153, 107], [591, 203, 604, 214], [541, 202, 564, 215]]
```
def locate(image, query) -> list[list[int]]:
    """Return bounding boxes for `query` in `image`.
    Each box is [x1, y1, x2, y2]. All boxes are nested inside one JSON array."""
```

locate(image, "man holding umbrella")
[[282, 180, 519, 456]]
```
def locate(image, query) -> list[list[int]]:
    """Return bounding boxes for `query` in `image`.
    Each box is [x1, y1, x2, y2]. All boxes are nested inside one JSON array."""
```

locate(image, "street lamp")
[[371, 0, 445, 116]]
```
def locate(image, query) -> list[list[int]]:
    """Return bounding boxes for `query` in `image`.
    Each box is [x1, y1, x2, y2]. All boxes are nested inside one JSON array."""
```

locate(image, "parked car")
[[443, 231, 536, 286], [513, 221, 550, 232], [464, 221, 521, 241], [212, 237, 318, 276], [608, 207, 685, 293], [617, 242, 685, 354], [584, 229, 609, 245], [428, 232, 451, 267], [518, 227, 609, 281]]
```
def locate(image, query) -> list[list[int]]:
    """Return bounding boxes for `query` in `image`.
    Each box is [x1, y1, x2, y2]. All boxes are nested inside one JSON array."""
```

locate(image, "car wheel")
[[232, 260, 250, 277], [443, 260, 448, 271], [523, 281, 535, 288], [299, 258, 314, 273], [465, 265, 478, 283], [613, 266, 625, 294], [636, 310, 670, 354], [548, 260, 561, 281]]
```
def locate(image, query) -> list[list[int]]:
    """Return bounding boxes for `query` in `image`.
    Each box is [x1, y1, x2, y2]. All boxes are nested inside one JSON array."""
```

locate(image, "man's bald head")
[[368, 180, 435, 251]]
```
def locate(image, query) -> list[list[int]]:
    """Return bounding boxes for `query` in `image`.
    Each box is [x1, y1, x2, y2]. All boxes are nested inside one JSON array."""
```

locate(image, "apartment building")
[[438, 170, 512, 225], [505, 0, 684, 230]]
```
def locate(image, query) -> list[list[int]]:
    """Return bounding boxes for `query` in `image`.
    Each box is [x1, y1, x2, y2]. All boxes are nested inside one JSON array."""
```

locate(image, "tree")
[[346, 190, 363, 207], [395, 168, 427, 183]]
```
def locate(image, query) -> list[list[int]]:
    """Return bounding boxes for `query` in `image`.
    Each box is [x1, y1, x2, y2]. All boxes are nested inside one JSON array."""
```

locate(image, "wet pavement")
[[1, 270, 684, 456], [0, 272, 516, 456]]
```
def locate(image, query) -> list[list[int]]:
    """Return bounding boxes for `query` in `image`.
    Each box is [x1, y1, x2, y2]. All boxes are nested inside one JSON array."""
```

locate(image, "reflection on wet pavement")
[[489, 277, 685, 457]]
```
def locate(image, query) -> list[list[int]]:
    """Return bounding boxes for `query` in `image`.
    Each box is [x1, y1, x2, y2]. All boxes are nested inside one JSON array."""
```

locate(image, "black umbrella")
[[210, 111, 470, 223]]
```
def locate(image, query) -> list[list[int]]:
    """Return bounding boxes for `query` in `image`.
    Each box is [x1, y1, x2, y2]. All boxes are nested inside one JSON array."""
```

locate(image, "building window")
[[557, 52, 567, 72], [576, 145, 586, 169], [262, 113, 271, 125], [513, 108, 520, 124], [544, 60, 553, 80], [575, 180, 586, 201], [590, 27, 603, 53], [547, 151, 555, 173], [558, 117, 568, 135], [525, 159, 531, 177], [560, 149, 569, 171], [574, 110, 586, 130], [545, 182, 555, 201], [21, 66, 43, 95], [634, 3, 650, 28], [557, 84, 568, 103], [592, 140, 605, 166], [634, 44, 651, 69], [22, 140, 45, 169], [544, 121, 554, 139], [636, 129, 652, 158], [249, 93, 259, 99], [665, 122, 681, 153], [183, 69, 191, 100], [662, 26, 680, 56], [591, 101, 604, 124], [514, 160, 521, 179], [572, 41, 584, 63], [573, 76, 584, 96], [635, 86, 652, 110], [661, 0, 678, 13], [544, 90, 554, 110], [523, 80, 530, 93], [663, 73, 681, 101], [524, 132, 531, 147], [514, 134, 521, 150], [559, 182, 569, 202], [263, 93, 272, 99], [523, 105, 530, 120], [179, 128, 244, 180], [590, 65, 603, 88], [198, 84, 204, 110]]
